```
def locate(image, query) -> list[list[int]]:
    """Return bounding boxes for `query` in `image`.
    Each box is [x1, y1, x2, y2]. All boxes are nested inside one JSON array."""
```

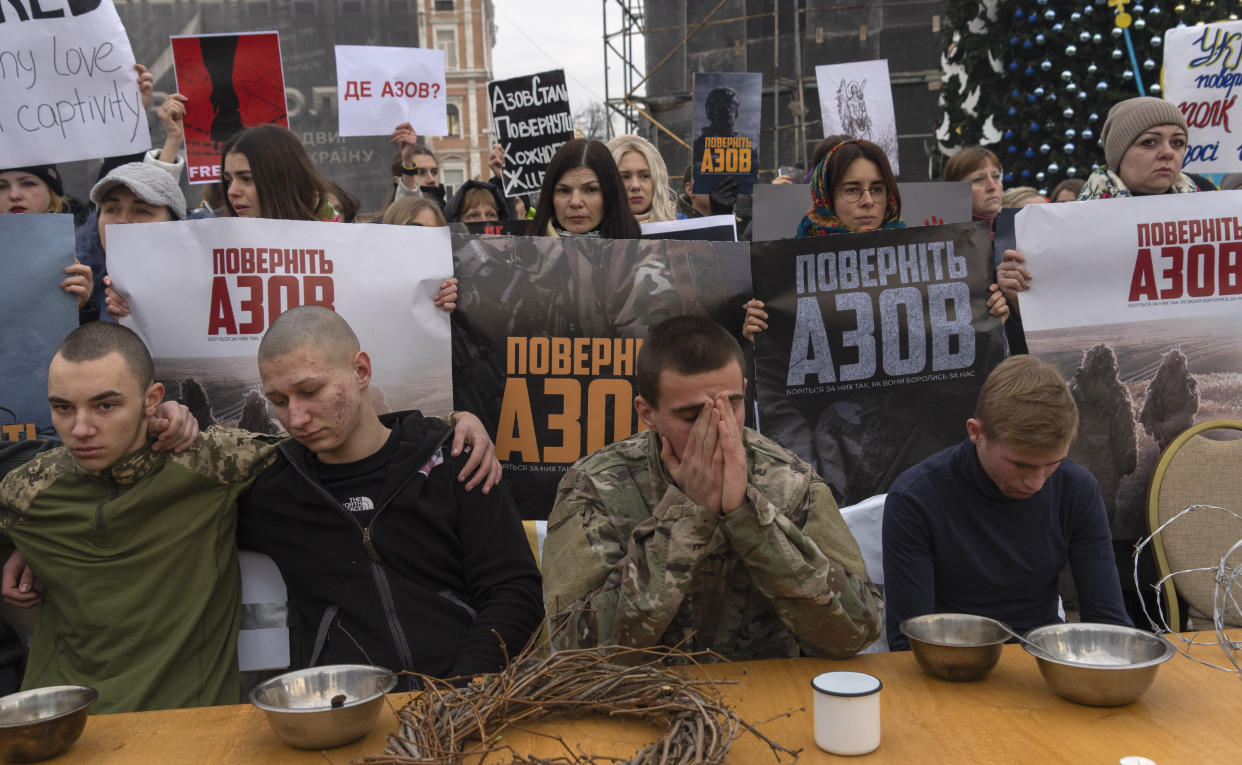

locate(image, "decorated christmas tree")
[[938, 0, 1237, 194]]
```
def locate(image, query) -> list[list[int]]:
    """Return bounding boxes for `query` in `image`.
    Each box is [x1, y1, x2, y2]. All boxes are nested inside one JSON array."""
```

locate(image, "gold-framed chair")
[[1146, 419, 1242, 630]]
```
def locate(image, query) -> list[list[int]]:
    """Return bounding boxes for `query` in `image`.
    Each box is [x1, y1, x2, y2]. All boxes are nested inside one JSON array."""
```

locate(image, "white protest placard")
[[107, 217, 454, 420], [0, 0, 149, 166], [640, 215, 737, 242], [1164, 21, 1242, 173], [335, 45, 447, 137], [1015, 192, 1242, 542], [815, 59, 899, 173], [1016, 193, 1242, 331]]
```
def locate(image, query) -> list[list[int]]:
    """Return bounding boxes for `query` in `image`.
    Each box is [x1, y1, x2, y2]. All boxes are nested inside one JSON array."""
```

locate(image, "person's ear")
[[353, 351, 373, 388], [966, 418, 983, 444], [144, 381, 165, 417], [634, 395, 657, 432]]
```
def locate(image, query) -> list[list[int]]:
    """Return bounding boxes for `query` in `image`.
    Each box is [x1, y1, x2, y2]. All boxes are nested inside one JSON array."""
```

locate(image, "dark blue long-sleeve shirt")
[[883, 439, 1131, 651]]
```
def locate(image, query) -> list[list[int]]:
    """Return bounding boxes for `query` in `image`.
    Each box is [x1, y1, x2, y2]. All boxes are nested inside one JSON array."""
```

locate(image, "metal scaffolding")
[[602, 0, 644, 138]]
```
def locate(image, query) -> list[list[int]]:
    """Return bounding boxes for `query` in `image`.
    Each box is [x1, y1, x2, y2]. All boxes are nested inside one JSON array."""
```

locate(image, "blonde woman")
[[605, 134, 676, 223]]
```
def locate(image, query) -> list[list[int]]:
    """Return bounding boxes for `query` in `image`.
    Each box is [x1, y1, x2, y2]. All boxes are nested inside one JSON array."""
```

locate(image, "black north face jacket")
[[239, 411, 542, 686]]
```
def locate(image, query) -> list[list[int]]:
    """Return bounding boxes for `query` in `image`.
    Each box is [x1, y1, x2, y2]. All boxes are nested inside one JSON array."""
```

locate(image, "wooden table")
[[62, 638, 1236, 763]]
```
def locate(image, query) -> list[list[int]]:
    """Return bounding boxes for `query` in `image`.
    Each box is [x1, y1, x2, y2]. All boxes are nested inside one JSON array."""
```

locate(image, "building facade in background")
[[418, 0, 497, 194]]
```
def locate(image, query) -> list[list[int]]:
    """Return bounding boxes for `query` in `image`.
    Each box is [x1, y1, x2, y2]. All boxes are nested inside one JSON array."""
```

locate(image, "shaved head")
[[258, 306, 359, 368], [55, 322, 154, 389]]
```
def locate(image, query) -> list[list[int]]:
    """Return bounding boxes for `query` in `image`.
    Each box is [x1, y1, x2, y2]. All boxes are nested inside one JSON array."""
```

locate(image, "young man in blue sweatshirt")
[[883, 354, 1131, 651]]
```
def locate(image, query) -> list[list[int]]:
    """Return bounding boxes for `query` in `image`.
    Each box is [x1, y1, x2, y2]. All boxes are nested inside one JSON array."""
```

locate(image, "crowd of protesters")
[[0, 55, 1225, 717]]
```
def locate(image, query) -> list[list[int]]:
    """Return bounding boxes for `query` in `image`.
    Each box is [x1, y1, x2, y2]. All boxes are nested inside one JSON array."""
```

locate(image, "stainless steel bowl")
[[0, 685, 98, 763], [1022, 623, 1175, 707], [250, 665, 397, 749], [899, 613, 1010, 681]]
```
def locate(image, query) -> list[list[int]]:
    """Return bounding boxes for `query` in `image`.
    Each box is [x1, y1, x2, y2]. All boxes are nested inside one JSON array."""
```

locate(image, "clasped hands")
[[659, 394, 747, 515]]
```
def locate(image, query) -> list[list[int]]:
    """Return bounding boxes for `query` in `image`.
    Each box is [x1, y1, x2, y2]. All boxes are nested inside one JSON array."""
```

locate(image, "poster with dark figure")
[[451, 234, 752, 520], [750, 222, 1006, 505], [487, 70, 574, 198], [0, 216, 78, 442], [691, 72, 761, 195], [171, 32, 289, 184]]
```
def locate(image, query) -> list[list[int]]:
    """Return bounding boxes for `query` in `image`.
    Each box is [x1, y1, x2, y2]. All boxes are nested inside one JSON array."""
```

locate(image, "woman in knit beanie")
[[998, 96, 1196, 301], [1079, 96, 1196, 199]]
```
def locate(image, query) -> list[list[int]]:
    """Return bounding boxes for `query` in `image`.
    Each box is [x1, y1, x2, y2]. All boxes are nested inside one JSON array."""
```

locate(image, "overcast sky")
[[491, 0, 642, 117]]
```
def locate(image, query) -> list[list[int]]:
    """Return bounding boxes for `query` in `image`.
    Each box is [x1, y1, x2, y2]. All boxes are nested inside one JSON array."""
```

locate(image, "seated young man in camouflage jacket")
[[543, 315, 882, 660]]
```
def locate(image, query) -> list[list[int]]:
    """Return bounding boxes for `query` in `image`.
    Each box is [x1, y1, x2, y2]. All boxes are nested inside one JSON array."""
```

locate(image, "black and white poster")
[[451, 234, 752, 519], [691, 72, 761, 195], [750, 222, 1005, 505], [815, 59, 900, 174], [487, 69, 574, 198]]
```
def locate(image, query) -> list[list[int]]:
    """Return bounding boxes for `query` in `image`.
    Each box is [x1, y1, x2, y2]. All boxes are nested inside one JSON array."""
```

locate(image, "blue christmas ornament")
[[1024, 149, 1035, 159], [1030, 123, 1040, 133], [1014, 8, 1025, 18], [1009, 61, 1020, 72], [1021, 169, 1032, 179], [1008, 145, 1018, 154], [1025, 66, 1036, 77], [1008, 106, 1019, 116], [1028, 93, 1038, 103], [1010, 36, 1020, 46], [1011, 88, 1022, 99], [1004, 172, 1015, 183], [1028, 13, 1037, 23], [1024, 39, 1034, 50], [1005, 129, 1015, 140]]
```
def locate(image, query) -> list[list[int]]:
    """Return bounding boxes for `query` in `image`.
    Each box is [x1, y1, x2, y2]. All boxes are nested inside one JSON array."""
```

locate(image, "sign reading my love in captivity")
[[334, 45, 447, 137], [486, 69, 574, 197], [750, 222, 1005, 505], [450, 234, 753, 520], [0, 0, 149, 166]]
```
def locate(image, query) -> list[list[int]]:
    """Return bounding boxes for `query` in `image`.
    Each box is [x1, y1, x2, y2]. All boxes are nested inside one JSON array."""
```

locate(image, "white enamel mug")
[[811, 671, 882, 755]]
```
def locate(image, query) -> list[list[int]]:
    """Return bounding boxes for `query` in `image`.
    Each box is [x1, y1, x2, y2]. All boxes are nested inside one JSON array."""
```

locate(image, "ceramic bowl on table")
[[899, 613, 1010, 681], [250, 664, 398, 749], [1022, 623, 1175, 707], [0, 685, 98, 763]]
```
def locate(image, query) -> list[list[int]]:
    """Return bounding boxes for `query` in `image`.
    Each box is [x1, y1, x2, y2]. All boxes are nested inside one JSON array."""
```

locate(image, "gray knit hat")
[[1101, 97, 1188, 173], [90, 162, 187, 220]]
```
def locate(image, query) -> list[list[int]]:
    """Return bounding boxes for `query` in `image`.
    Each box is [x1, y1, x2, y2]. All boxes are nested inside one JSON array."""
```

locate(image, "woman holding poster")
[[218, 125, 335, 221], [999, 97, 1197, 298], [527, 140, 641, 239]]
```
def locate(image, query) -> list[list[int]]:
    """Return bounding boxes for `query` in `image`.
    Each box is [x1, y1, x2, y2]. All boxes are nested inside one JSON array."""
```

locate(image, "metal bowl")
[[0, 685, 98, 763], [251, 665, 397, 750], [899, 613, 1010, 681], [1023, 623, 1175, 707]]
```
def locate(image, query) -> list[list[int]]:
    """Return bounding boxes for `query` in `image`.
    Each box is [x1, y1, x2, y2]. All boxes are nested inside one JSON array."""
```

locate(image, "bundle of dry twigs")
[[357, 641, 799, 765]]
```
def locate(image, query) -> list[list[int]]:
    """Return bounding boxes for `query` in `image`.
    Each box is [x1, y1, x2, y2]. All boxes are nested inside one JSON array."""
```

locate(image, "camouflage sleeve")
[[169, 426, 283, 484], [720, 476, 883, 658], [543, 466, 722, 651]]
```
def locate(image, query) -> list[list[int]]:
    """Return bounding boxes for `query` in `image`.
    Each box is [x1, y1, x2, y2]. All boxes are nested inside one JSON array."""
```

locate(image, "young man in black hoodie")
[[240, 306, 542, 687]]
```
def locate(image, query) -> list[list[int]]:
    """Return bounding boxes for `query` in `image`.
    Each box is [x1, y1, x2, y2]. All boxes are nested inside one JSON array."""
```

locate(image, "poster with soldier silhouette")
[[0, 216, 78, 442], [171, 32, 288, 185], [691, 72, 761, 194], [750, 221, 1005, 506], [106, 218, 452, 434], [451, 234, 752, 519], [1017, 193, 1242, 542], [815, 60, 899, 174]]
